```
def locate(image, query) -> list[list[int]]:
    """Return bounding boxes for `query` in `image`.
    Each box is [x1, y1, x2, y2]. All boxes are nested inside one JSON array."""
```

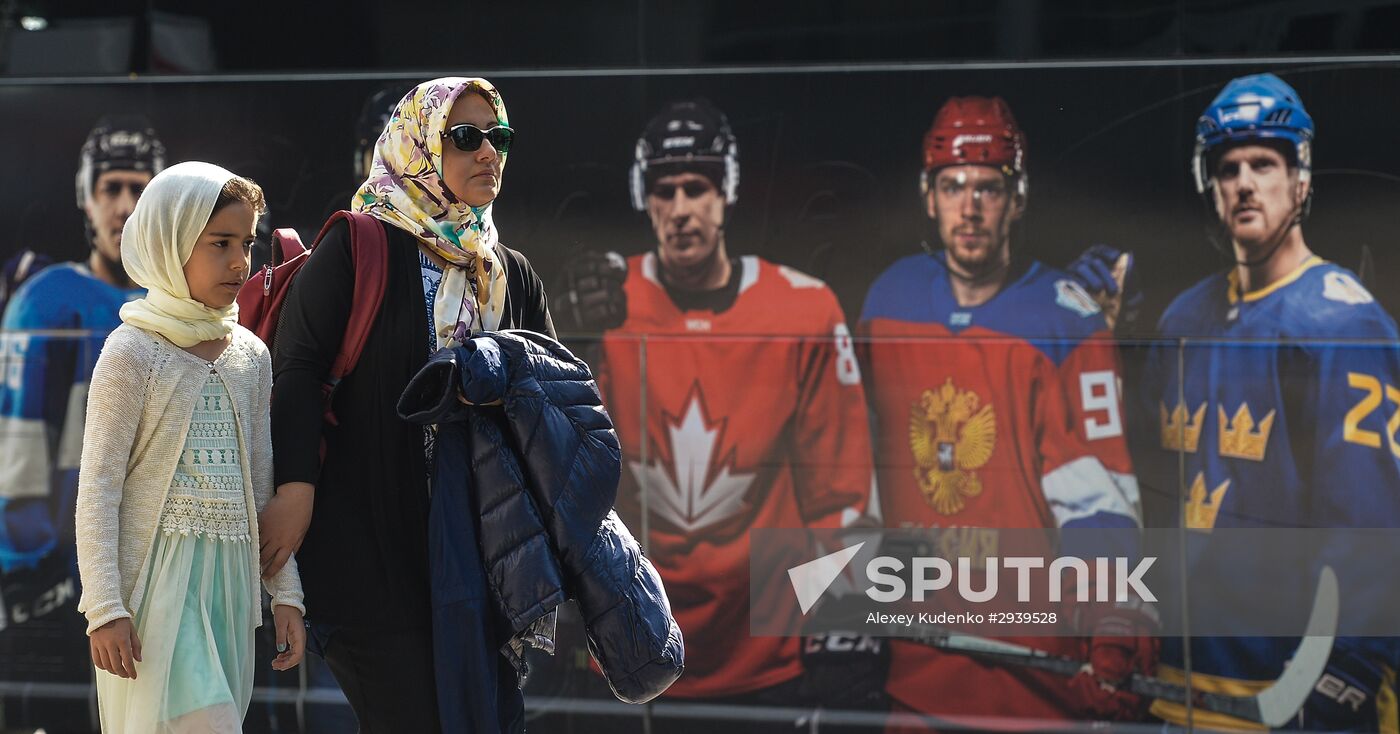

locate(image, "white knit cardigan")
[[75, 323, 303, 634]]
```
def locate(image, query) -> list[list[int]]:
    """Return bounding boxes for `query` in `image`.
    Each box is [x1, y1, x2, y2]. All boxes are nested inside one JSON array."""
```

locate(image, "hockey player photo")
[[1135, 73, 1400, 732], [857, 96, 1154, 728], [558, 99, 876, 727], [0, 114, 164, 720]]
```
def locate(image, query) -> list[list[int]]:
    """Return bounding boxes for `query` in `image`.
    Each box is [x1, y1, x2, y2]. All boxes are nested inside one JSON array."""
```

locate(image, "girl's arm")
[[74, 331, 144, 634], [252, 348, 305, 614]]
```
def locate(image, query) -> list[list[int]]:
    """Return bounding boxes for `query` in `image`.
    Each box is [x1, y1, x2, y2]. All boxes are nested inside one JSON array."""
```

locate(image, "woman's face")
[[440, 92, 503, 208]]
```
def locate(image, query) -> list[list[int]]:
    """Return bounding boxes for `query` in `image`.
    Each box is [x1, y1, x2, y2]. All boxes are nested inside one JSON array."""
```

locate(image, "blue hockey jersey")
[[0, 263, 141, 571], [1141, 256, 1400, 730]]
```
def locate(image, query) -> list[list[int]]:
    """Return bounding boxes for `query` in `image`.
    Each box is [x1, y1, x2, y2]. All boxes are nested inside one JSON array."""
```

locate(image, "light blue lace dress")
[[95, 371, 258, 733]]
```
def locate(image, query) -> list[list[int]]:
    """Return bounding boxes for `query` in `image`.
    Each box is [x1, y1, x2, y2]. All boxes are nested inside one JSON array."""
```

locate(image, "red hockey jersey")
[[598, 252, 873, 699], [859, 253, 1140, 720]]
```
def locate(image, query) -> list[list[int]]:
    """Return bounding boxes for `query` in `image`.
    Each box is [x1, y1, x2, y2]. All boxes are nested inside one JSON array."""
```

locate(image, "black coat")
[[271, 218, 555, 627]]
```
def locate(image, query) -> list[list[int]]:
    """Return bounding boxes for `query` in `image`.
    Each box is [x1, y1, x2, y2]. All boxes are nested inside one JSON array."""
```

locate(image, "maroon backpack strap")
[[271, 228, 306, 266], [313, 211, 389, 425]]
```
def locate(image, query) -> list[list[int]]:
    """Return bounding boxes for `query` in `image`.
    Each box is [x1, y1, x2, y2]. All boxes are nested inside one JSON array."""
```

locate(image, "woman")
[[259, 77, 554, 732]]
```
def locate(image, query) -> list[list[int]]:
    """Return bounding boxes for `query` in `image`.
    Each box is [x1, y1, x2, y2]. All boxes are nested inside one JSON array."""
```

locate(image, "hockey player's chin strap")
[[934, 244, 1011, 289], [1220, 200, 1304, 301], [90, 240, 134, 289], [1221, 178, 1307, 268], [1233, 205, 1304, 269], [946, 260, 1010, 289]]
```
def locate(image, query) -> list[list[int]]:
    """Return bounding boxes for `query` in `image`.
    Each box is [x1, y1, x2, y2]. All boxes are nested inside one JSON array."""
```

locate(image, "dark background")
[[8, 0, 1400, 70], [4, 62, 1400, 332], [5, 1, 1400, 329]]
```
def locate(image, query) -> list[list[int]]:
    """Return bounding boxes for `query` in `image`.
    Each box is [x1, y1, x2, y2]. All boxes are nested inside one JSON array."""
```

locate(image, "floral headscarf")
[[353, 77, 509, 347]]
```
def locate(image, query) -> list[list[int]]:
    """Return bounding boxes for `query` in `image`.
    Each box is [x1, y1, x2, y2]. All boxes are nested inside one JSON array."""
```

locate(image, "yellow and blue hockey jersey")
[[1141, 256, 1400, 731]]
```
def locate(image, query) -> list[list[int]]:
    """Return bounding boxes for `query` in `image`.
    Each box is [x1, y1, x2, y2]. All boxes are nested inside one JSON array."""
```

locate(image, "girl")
[[75, 161, 304, 733]]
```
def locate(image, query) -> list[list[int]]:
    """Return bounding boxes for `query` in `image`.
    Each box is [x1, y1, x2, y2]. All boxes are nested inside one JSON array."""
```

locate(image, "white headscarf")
[[119, 161, 240, 348]]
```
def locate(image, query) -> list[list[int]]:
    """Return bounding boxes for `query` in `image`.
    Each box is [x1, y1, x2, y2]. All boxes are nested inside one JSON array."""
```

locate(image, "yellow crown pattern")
[[909, 378, 996, 515], [1185, 473, 1230, 530], [1218, 403, 1274, 462], [1160, 401, 1206, 453]]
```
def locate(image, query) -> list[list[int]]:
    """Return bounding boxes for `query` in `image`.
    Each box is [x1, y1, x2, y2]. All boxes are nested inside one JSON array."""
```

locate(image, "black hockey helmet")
[[75, 114, 166, 209], [354, 85, 409, 180], [629, 98, 739, 211]]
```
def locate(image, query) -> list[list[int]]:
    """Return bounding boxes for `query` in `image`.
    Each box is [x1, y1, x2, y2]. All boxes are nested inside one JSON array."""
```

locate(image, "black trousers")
[[311, 623, 443, 733]]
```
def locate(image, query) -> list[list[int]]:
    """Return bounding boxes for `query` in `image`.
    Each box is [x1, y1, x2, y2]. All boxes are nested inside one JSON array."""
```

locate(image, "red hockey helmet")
[[920, 96, 1027, 198]]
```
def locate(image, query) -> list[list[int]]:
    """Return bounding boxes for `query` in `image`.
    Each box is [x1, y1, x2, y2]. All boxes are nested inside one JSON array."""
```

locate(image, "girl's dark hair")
[[211, 175, 267, 217]]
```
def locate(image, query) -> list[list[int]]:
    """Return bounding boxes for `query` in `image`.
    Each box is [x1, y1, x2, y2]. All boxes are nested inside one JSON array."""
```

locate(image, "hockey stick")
[[899, 566, 1338, 727]]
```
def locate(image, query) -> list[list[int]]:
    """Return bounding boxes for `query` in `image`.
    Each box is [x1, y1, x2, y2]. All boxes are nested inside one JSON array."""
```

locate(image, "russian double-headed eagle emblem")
[[909, 378, 996, 515]]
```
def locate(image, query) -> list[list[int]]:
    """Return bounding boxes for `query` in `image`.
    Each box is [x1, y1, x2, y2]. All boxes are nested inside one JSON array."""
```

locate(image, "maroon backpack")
[[236, 210, 388, 430]]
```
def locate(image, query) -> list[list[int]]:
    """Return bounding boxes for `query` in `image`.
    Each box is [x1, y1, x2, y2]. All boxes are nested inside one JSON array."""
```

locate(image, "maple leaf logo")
[[629, 388, 756, 534]]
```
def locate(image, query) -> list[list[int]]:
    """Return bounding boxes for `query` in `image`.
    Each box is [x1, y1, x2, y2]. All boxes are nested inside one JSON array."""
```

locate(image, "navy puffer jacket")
[[398, 330, 684, 730]]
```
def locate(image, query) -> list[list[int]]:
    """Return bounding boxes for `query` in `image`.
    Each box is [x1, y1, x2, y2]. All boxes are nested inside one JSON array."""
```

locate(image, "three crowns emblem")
[[1160, 400, 1273, 462]]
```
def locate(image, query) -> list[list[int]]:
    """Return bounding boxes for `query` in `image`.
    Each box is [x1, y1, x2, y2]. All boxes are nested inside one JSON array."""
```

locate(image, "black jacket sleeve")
[[271, 219, 355, 487], [502, 245, 557, 339]]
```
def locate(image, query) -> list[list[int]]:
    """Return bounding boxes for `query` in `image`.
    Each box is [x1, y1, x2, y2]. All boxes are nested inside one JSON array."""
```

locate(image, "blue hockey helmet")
[[1192, 73, 1314, 197]]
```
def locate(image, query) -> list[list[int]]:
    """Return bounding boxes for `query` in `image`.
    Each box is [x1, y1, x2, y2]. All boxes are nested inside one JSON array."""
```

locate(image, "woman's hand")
[[271, 604, 306, 671], [457, 390, 503, 406], [90, 617, 141, 679], [259, 482, 314, 579]]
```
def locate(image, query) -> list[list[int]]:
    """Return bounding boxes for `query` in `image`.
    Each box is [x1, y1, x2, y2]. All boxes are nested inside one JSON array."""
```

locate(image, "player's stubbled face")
[[1213, 144, 1306, 250], [648, 171, 725, 274], [87, 170, 152, 264], [929, 165, 1020, 275]]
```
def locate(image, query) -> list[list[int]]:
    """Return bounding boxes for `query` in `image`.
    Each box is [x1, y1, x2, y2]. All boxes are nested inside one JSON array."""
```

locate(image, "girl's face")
[[440, 92, 504, 208], [183, 201, 255, 310]]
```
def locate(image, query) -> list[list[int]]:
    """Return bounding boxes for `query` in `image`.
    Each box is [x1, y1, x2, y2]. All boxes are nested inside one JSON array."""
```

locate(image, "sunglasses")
[[443, 123, 515, 154], [650, 180, 714, 200]]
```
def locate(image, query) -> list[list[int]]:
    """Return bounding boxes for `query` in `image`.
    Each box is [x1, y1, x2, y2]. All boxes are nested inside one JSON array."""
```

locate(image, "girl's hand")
[[90, 617, 141, 679], [271, 605, 306, 671], [260, 482, 314, 578]]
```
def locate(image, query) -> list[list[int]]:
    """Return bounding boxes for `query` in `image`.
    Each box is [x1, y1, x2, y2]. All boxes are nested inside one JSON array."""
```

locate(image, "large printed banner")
[[3, 63, 1400, 325], [4, 62, 1400, 732]]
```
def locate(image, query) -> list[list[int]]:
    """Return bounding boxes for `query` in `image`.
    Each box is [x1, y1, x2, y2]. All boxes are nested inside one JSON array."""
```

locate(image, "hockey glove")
[[1293, 640, 1390, 731], [799, 631, 891, 710], [1065, 244, 1142, 332], [559, 250, 628, 334], [1066, 600, 1160, 722]]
